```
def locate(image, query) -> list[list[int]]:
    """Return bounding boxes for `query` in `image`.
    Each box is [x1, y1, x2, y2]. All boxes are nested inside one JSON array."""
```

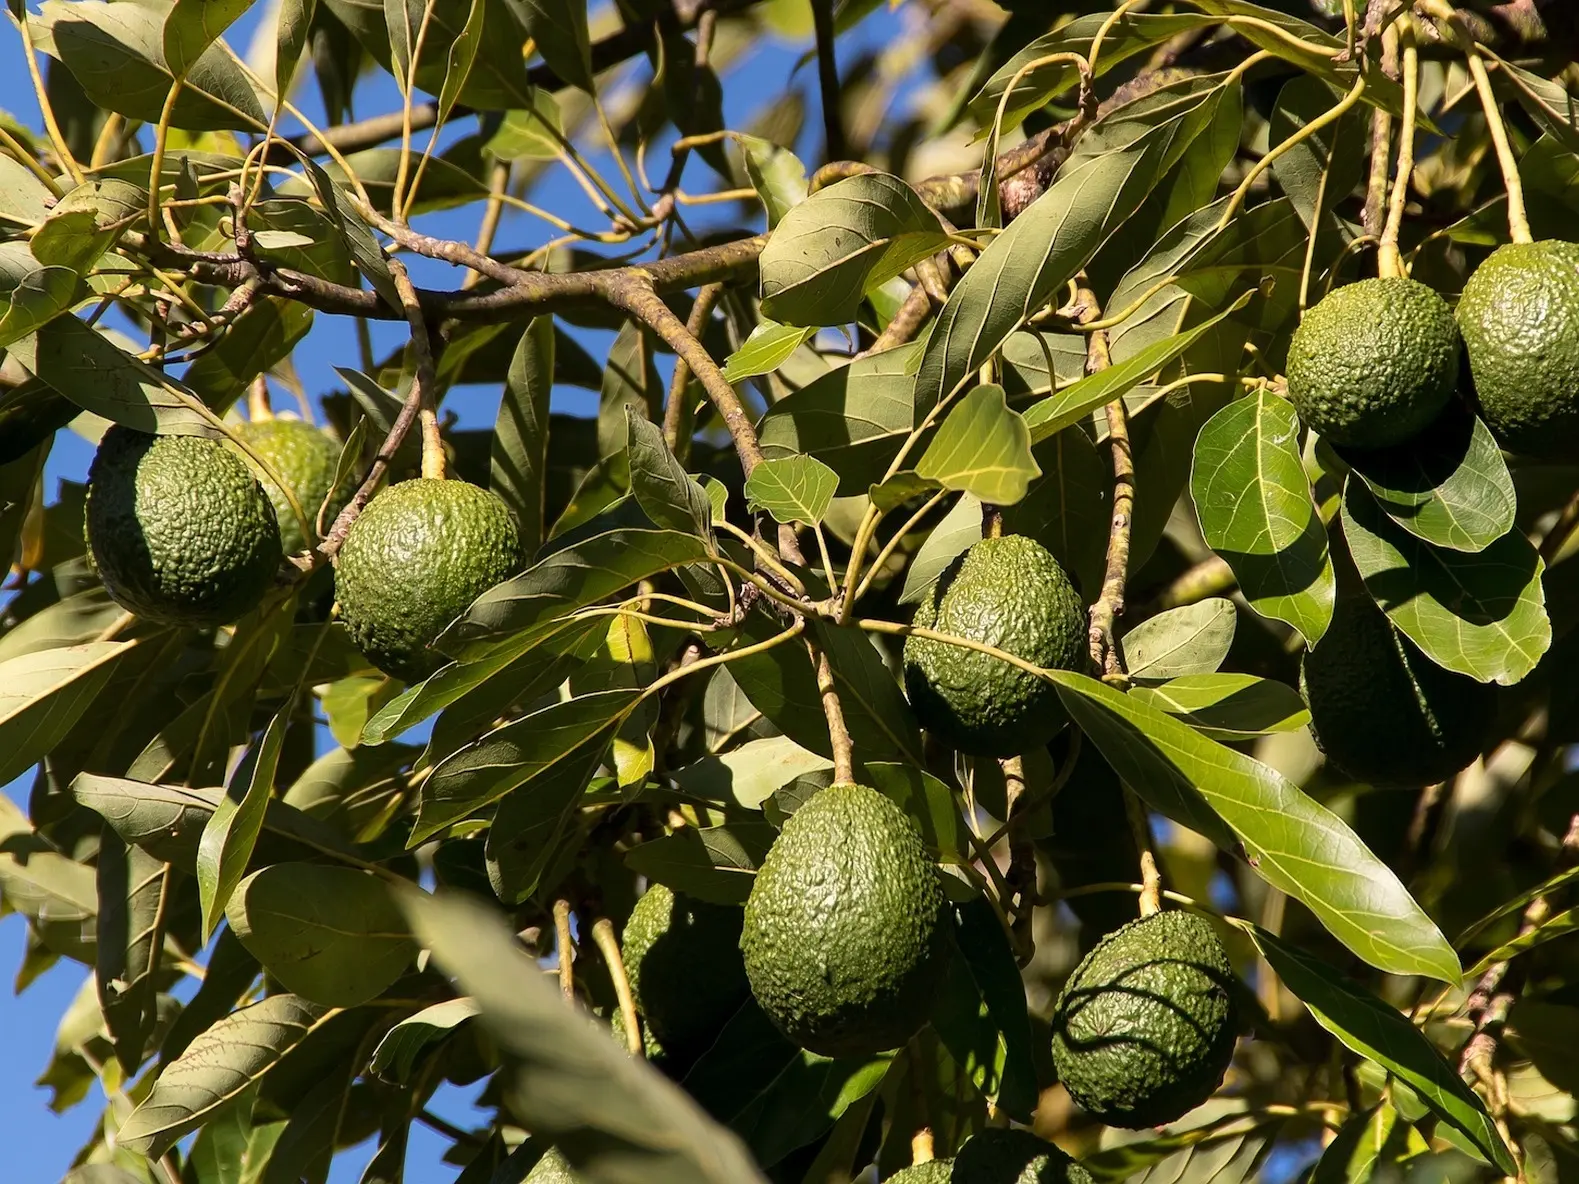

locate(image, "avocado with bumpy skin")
[[1286, 277, 1460, 448], [85, 426, 282, 626], [622, 883, 749, 1065], [886, 1160, 954, 1183], [1051, 910, 1238, 1129], [1301, 596, 1495, 788], [335, 478, 524, 681], [903, 535, 1087, 758], [741, 783, 947, 1058], [953, 1129, 1094, 1183], [235, 417, 349, 554], [1455, 240, 1579, 457]]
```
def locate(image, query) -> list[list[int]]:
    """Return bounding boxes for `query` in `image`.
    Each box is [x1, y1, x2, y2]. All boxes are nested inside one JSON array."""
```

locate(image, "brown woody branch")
[[1078, 287, 1132, 683]]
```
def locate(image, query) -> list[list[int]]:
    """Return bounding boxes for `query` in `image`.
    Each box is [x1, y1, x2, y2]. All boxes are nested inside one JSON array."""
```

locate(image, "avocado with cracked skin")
[[235, 417, 349, 554], [335, 478, 524, 681], [953, 1129, 1094, 1183], [622, 883, 749, 1065], [903, 535, 1087, 758], [85, 426, 282, 626], [1051, 910, 1238, 1130], [1456, 240, 1579, 457], [741, 783, 947, 1058], [1286, 277, 1460, 448], [1301, 596, 1495, 788]]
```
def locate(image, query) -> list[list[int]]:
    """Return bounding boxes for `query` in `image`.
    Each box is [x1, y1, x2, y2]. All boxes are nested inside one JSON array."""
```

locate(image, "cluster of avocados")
[[83, 411, 525, 682]]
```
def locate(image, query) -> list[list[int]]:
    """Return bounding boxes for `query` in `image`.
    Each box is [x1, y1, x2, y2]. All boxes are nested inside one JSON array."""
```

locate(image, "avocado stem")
[[809, 640, 856, 785], [553, 899, 576, 1001], [1378, 20, 1417, 281], [591, 917, 644, 1059], [1123, 786, 1163, 917]]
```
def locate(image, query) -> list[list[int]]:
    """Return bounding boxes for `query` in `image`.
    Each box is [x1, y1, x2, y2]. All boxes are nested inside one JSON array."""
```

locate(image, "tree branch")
[[810, 639, 854, 785], [1079, 289, 1133, 682], [664, 282, 723, 459]]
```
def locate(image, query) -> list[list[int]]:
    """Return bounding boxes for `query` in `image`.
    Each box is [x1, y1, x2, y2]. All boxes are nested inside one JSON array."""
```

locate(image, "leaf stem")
[[388, 258, 446, 481], [1378, 20, 1420, 279], [17, 12, 83, 185], [1465, 48, 1532, 244], [145, 80, 186, 246], [553, 898, 575, 1000], [852, 489, 949, 604]]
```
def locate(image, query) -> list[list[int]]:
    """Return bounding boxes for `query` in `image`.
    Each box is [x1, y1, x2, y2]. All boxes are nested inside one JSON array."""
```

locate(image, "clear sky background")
[[0, 2, 923, 1179]]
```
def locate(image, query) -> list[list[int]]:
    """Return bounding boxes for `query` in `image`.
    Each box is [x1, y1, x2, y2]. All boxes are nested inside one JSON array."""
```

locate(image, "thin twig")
[[591, 918, 643, 1058], [554, 899, 575, 1001], [664, 282, 724, 459], [387, 258, 445, 481], [1362, 23, 1399, 239], [810, 640, 855, 784], [1080, 290, 1133, 682]]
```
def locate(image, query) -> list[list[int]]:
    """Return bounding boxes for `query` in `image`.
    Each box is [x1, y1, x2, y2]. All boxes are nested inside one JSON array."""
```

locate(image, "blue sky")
[[0, 2, 916, 1178]]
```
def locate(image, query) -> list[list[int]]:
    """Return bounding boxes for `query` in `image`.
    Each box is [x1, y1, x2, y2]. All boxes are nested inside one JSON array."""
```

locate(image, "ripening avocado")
[[622, 883, 749, 1066], [1286, 277, 1460, 448], [1051, 910, 1238, 1129], [1301, 596, 1495, 788], [1455, 240, 1579, 457], [953, 1129, 1094, 1184], [886, 1160, 954, 1183], [903, 535, 1087, 758], [740, 783, 947, 1058], [85, 426, 282, 626], [234, 417, 349, 554], [334, 478, 524, 681]]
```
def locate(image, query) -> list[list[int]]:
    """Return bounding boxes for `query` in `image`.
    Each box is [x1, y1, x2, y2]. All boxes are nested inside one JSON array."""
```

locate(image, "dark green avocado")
[[85, 426, 282, 626], [953, 1129, 1094, 1183], [334, 478, 524, 681], [235, 417, 348, 554], [740, 783, 947, 1058], [1050, 910, 1238, 1129], [903, 534, 1087, 758]]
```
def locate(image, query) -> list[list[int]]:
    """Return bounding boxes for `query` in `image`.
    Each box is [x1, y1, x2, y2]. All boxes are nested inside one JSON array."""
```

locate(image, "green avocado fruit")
[[741, 783, 947, 1058], [887, 1160, 954, 1183], [234, 417, 348, 554], [1456, 240, 1579, 457], [1051, 910, 1238, 1129], [953, 1129, 1094, 1184], [1301, 596, 1495, 788], [903, 535, 1086, 758], [1286, 277, 1460, 448], [335, 478, 524, 681], [85, 426, 282, 626], [622, 883, 749, 1065]]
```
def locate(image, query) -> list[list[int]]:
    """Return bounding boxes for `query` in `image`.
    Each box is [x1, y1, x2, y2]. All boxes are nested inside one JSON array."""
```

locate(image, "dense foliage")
[[2, 0, 1579, 1181]]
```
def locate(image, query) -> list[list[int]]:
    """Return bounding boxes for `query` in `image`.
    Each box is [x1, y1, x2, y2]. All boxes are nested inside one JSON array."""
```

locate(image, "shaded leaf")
[[1049, 671, 1460, 982], [1129, 674, 1310, 742], [491, 316, 553, 554], [1191, 389, 1334, 645], [626, 408, 711, 538], [196, 707, 287, 940], [0, 640, 132, 786], [744, 455, 838, 526], [736, 134, 808, 228], [369, 998, 480, 1084], [0, 245, 76, 349], [624, 822, 776, 905], [1123, 599, 1236, 681], [485, 731, 609, 904], [915, 384, 1040, 506], [94, 833, 169, 1072], [273, 0, 317, 96], [511, 0, 591, 91], [899, 492, 981, 605]]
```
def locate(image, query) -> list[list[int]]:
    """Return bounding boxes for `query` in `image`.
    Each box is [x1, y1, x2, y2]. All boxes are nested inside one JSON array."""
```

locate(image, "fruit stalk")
[[590, 918, 643, 1058], [1079, 292, 1132, 683], [1122, 786, 1162, 917], [809, 640, 855, 784], [1378, 20, 1419, 279], [554, 899, 576, 1001]]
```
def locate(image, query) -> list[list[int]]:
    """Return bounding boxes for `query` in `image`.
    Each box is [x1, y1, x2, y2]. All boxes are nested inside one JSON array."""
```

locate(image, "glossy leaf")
[[1129, 674, 1310, 742], [227, 863, 414, 1007], [369, 998, 480, 1084], [759, 173, 949, 327], [404, 889, 769, 1183], [0, 641, 132, 786], [1341, 480, 1549, 685], [624, 821, 775, 905], [117, 994, 335, 1160], [626, 408, 711, 538], [163, 0, 253, 77], [1123, 599, 1237, 681], [915, 384, 1040, 506], [196, 707, 288, 940], [1191, 390, 1335, 645], [744, 455, 839, 526], [1249, 926, 1514, 1174], [1338, 409, 1516, 553], [1049, 671, 1460, 982], [721, 321, 816, 382], [1489, 52, 1579, 158], [899, 492, 981, 605], [94, 834, 169, 1073], [673, 735, 832, 810], [492, 316, 554, 553]]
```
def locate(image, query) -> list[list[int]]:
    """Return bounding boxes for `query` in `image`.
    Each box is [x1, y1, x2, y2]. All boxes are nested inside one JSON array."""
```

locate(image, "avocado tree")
[[4, 0, 1579, 1180]]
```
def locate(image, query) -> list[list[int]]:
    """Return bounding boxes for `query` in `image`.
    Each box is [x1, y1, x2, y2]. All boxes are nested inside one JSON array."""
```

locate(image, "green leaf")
[[756, 342, 922, 493], [441, 528, 714, 657], [11, 315, 221, 436], [626, 408, 712, 538], [898, 491, 981, 605], [0, 640, 132, 786], [1465, 905, 1579, 979], [1129, 674, 1310, 742], [1191, 389, 1335, 646], [227, 864, 414, 1007], [163, 0, 253, 78], [862, 762, 969, 865], [1338, 409, 1516, 554], [485, 734, 609, 905], [735, 134, 808, 228], [1049, 671, 1460, 982], [196, 708, 287, 941], [184, 297, 313, 413], [1487, 52, 1579, 159], [673, 735, 832, 810], [915, 384, 1040, 506], [624, 822, 776, 905], [915, 74, 1233, 414], [1248, 925, 1514, 1174], [1269, 74, 1367, 243], [403, 889, 769, 1183], [299, 156, 401, 312], [721, 320, 816, 382], [1310, 1104, 1403, 1184], [759, 173, 950, 327], [0, 246, 77, 350], [368, 998, 480, 1084], [383, 0, 423, 91], [483, 92, 563, 161], [273, 0, 317, 97], [744, 455, 839, 526], [1023, 296, 1252, 444], [1123, 599, 1237, 681], [434, 0, 484, 125], [94, 834, 169, 1073], [0, 797, 97, 964], [510, 0, 592, 92], [1341, 480, 1549, 686], [868, 471, 939, 513], [811, 621, 927, 766], [117, 994, 335, 1160], [34, 0, 269, 130], [413, 689, 635, 843], [941, 898, 1037, 1121]]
